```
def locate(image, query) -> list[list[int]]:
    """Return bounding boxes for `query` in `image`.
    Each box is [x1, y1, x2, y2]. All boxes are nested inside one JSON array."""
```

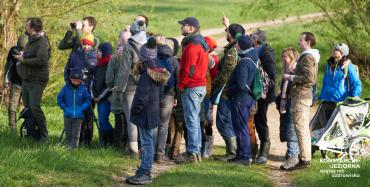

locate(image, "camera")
[[13, 49, 21, 56], [70, 22, 77, 29]]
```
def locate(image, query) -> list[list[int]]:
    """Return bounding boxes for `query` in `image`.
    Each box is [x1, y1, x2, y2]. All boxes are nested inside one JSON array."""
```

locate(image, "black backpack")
[[19, 108, 41, 140]]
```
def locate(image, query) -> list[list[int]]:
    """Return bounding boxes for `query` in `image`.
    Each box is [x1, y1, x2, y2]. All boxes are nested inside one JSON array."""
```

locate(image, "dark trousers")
[[254, 98, 270, 142], [22, 80, 48, 139], [64, 117, 82, 149], [230, 99, 252, 160]]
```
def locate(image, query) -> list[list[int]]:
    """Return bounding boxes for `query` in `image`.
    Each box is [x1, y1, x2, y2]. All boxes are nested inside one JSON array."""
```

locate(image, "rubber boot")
[[251, 143, 259, 161], [225, 137, 237, 159], [255, 141, 270, 164], [203, 135, 214, 158]]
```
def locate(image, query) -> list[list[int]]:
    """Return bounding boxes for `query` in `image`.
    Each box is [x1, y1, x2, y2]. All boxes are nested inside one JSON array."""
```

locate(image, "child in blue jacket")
[[57, 68, 92, 149]]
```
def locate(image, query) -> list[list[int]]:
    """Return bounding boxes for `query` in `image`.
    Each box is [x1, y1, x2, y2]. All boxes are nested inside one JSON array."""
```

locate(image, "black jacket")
[[258, 44, 277, 101], [4, 46, 23, 85]]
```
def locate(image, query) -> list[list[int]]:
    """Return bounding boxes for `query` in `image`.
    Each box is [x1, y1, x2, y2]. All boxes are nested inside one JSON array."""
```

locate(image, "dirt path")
[[117, 12, 325, 186]]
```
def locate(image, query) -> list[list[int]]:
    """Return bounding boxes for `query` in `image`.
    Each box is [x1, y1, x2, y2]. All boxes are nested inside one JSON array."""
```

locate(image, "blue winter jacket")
[[319, 60, 362, 102], [57, 82, 92, 119], [226, 48, 258, 103]]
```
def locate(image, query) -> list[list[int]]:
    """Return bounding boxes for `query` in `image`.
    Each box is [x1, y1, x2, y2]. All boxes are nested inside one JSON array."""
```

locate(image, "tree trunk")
[[0, 0, 22, 87]]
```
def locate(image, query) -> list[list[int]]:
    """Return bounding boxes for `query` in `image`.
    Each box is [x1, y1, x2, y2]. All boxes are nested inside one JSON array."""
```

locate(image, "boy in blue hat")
[[57, 68, 92, 149]]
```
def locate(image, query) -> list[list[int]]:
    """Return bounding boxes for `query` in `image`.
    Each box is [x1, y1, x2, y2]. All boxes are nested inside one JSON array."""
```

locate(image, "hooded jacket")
[[319, 59, 361, 102], [57, 82, 91, 119], [130, 68, 170, 129], [178, 31, 209, 89], [290, 49, 320, 100]]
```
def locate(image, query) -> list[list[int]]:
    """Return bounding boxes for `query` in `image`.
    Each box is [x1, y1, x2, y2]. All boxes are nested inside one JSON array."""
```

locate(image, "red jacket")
[[178, 42, 209, 89]]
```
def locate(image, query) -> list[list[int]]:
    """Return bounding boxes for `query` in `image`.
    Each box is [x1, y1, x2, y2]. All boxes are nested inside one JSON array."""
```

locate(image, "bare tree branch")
[[41, 0, 98, 18], [351, 0, 370, 35]]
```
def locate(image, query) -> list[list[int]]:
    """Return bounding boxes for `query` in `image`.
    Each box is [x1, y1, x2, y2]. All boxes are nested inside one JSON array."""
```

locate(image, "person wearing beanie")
[[250, 28, 277, 165], [92, 42, 114, 146], [63, 31, 97, 146], [58, 16, 100, 57], [106, 27, 131, 150], [175, 16, 210, 164], [3, 35, 28, 133], [224, 34, 258, 165], [319, 42, 361, 115], [210, 23, 245, 161], [127, 39, 171, 185], [57, 68, 91, 149], [113, 19, 148, 157], [152, 43, 180, 163]]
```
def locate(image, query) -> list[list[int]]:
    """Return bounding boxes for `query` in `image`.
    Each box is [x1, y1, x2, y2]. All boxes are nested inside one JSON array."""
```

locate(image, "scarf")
[[97, 55, 111, 67]]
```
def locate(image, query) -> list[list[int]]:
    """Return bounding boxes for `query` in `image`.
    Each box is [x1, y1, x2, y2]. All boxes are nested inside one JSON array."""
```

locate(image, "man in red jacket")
[[176, 17, 209, 164]]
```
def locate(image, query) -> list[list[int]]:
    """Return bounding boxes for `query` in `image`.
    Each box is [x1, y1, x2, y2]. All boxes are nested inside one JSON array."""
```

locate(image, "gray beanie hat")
[[334, 43, 349, 56]]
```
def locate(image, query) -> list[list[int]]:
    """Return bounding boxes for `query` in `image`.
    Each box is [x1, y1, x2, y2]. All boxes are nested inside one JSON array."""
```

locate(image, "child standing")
[[93, 42, 114, 146], [126, 39, 170, 185], [57, 68, 91, 149]]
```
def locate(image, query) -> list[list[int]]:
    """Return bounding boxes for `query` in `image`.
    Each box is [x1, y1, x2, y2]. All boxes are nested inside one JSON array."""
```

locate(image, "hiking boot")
[[227, 157, 251, 166], [175, 153, 198, 164], [255, 141, 270, 164], [126, 171, 152, 185], [154, 153, 169, 163], [293, 160, 310, 170], [280, 157, 299, 170]]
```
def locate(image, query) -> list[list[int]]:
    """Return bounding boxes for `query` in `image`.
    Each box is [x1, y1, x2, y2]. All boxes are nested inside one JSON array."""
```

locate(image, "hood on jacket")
[[301, 49, 320, 64], [158, 44, 173, 58], [147, 68, 170, 85], [131, 31, 147, 45]]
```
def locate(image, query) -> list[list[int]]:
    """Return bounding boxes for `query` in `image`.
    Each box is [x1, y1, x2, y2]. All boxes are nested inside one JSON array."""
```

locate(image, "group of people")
[[3, 13, 362, 185]]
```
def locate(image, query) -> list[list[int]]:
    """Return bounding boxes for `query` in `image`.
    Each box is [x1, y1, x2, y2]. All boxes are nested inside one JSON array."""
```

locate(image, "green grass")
[[292, 153, 370, 187], [152, 146, 273, 187], [0, 106, 138, 186]]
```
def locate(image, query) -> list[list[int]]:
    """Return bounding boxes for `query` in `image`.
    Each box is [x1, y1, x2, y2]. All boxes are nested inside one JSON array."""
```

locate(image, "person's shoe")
[[175, 153, 198, 164], [255, 141, 270, 164], [280, 157, 299, 170], [154, 153, 169, 163], [292, 160, 310, 170], [227, 157, 251, 166], [196, 153, 202, 163], [129, 150, 140, 160], [126, 171, 152, 185]]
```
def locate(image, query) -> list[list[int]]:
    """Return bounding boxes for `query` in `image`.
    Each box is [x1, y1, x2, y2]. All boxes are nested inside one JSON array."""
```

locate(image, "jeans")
[[97, 101, 113, 132], [287, 141, 299, 158], [153, 95, 174, 155], [230, 99, 253, 160], [138, 126, 154, 173], [123, 91, 139, 152], [181, 86, 206, 155], [216, 99, 235, 139]]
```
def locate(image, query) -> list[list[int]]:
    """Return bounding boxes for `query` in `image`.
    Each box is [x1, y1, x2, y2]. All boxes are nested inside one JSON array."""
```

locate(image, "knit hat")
[[69, 68, 83, 80], [98, 42, 113, 57], [178, 17, 200, 29], [251, 29, 266, 44], [334, 43, 349, 56], [81, 33, 94, 46], [226, 24, 245, 39], [237, 35, 253, 50], [17, 35, 28, 49], [130, 20, 147, 35], [204, 36, 217, 51], [158, 44, 173, 58], [139, 37, 157, 63]]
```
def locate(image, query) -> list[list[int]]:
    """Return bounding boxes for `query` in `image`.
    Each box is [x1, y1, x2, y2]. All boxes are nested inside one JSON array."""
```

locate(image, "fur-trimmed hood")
[[147, 68, 171, 85]]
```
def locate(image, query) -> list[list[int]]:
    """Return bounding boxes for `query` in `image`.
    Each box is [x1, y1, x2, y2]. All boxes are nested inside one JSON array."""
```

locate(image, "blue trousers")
[[138, 126, 154, 173], [230, 99, 253, 160], [97, 101, 113, 132], [216, 99, 236, 139]]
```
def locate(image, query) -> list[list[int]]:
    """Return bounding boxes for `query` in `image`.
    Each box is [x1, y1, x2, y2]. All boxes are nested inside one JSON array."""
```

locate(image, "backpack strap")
[[239, 56, 257, 92]]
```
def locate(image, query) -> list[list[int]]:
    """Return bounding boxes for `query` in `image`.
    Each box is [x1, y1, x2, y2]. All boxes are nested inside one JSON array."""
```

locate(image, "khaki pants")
[[291, 98, 312, 161], [8, 83, 22, 128]]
